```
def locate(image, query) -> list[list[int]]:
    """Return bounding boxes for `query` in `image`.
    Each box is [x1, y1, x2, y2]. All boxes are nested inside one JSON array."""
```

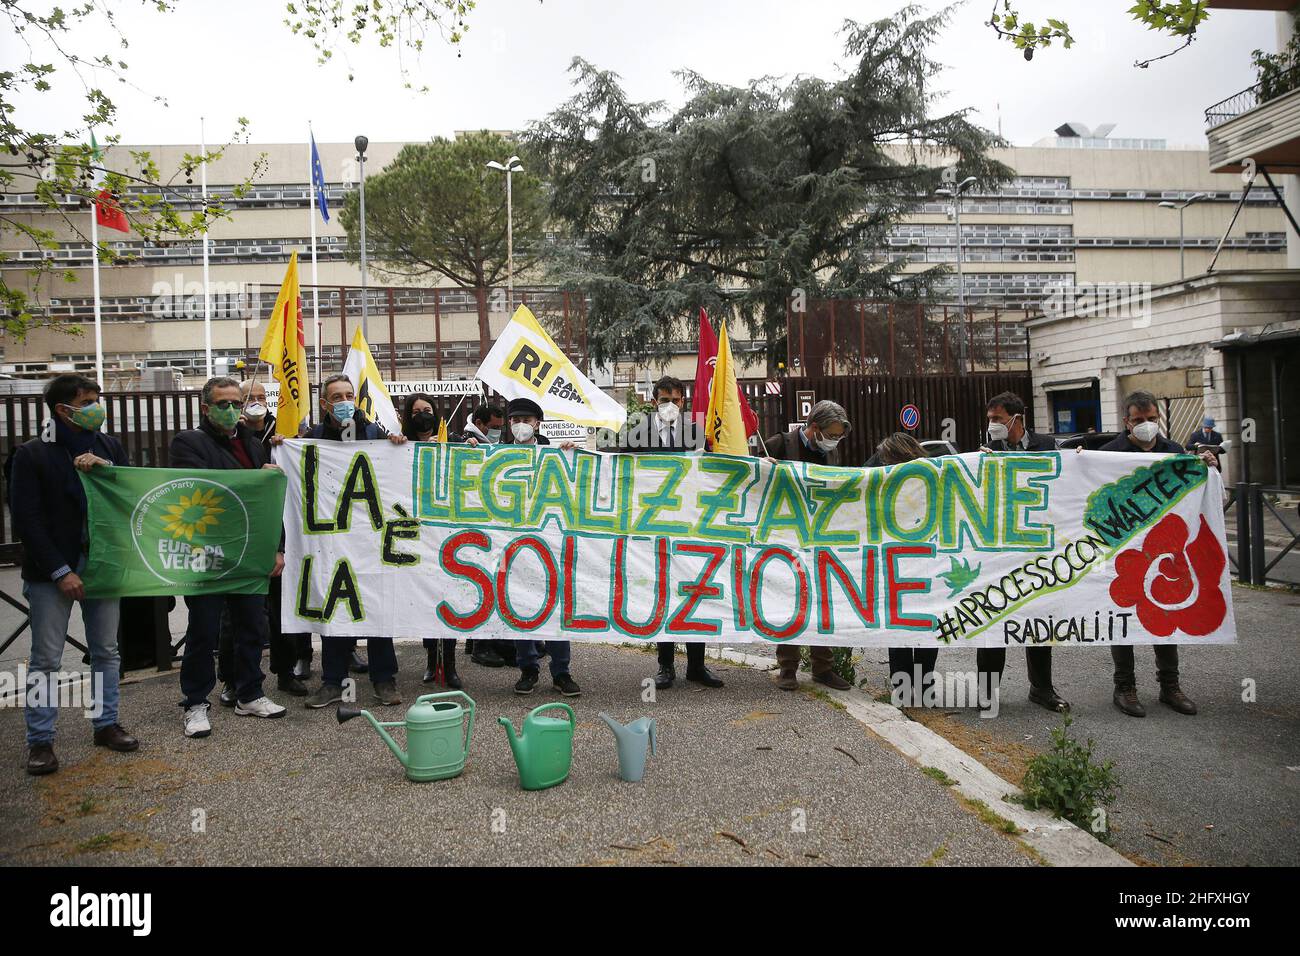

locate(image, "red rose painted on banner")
[[1109, 514, 1226, 637]]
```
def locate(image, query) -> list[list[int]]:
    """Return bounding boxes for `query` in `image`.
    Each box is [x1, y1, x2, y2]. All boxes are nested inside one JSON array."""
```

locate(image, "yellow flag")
[[342, 326, 401, 434], [436, 418, 449, 443], [704, 321, 749, 456], [257, 251, 309, 438]]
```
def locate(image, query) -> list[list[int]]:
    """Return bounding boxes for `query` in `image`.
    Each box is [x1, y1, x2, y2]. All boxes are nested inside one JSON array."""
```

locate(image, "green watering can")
[[338, 691, 475, 782], [498, 702, 576, 791]]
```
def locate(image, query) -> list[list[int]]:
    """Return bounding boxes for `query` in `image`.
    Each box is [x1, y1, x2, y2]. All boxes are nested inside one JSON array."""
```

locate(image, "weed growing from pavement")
[[1013, 713, 1119, 844], [922, 766, 957, 786], [962, 797, 1021, 835]]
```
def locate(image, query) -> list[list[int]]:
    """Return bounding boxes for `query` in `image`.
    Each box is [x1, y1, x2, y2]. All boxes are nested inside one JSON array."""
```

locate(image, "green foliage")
[[921, 766, 957, 786], [991, 1, 1210, 57], [526, 8, 1011, 367], [1019, 713, 1120, 843], [798, 646, 858, 684], [1252, 34, 1300, 103], [337, 131, 546, 354]]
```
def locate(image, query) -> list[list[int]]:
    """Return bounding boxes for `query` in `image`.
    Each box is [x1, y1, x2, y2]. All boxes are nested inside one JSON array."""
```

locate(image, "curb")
[[709, 647, 1132, 868]]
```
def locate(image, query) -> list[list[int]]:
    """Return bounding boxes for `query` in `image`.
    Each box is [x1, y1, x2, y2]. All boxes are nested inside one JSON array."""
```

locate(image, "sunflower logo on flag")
[[161, 487, 226, 541]]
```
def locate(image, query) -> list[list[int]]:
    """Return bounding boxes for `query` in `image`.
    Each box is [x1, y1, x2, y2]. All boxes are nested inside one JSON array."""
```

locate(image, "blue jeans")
[[181, 593, 267, 707], [24, 574, 121, 745], [517, 640, 571, 678], [322, 638, 398, 686]]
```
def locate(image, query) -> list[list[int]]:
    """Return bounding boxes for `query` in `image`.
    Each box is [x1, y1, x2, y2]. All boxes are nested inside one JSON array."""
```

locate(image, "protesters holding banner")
[[976, 391, 1069, 715], [766, 400, 853, 691], [10, 374, 139, 774], [401, 393, 463, 688], [460, 402, 505, 445], [871, 433, 942, 707], [504, 397, 582, 697], [1097, 390, 1201, 718], [622, 376, 723, 690], [302, 374, 408, 710], [169, 376, 287, 737]]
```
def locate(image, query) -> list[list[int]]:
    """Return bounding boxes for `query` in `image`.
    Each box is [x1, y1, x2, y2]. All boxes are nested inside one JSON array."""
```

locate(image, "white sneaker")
[[234, 696, 287, 719], [183, 703, 212, 738]]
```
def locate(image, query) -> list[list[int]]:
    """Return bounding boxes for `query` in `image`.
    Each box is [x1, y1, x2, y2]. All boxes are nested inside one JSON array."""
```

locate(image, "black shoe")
[[276, 675, 309, 696], [514, 669, 539, 695], [472, 647, 505, 668], [349, 651, 369, 674], [422, 650, 438, 684], [26, 743, 58, 776], [1028, 685, 1069, 713], [1113, 685, 1146, 717], [654, 664, 676, 690], [93, 723, 140, 752], [553, 673, 581, 697], [1159, 685, 1198, 715], [292, 657, 312, 680], [218, 684, 237, 708], [686, 665, 725, 688]]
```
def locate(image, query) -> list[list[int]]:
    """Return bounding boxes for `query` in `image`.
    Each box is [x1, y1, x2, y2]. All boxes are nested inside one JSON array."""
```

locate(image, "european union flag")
[[310, 133, 330, 223]]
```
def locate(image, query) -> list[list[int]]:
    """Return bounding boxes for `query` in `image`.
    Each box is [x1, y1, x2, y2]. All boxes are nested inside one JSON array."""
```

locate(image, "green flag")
[[79, 466, 288, 598]]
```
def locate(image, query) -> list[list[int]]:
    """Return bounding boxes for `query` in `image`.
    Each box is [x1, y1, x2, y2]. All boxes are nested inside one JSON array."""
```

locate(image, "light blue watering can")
[[598, 712, 658, 782]]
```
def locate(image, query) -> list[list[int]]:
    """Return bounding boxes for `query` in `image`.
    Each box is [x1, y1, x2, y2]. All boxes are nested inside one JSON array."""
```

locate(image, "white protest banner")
[[280, 442, 1236, 648], [476, 305, 626, 430]]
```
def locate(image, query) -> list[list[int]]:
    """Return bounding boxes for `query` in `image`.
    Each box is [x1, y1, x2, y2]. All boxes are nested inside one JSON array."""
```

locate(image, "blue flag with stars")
[[310, 133, 330, 223]]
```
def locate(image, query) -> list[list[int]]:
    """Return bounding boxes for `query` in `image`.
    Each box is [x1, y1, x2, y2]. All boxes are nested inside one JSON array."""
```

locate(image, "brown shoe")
[[1029, 685, 1070, 713], [93, 723, 140, 752], [1113, 685, 1146, 717], [1159, 685, 1198, 715], [776, 670, 799, 691], [26, 743, 58, 776], [812, 670, 852, 691]]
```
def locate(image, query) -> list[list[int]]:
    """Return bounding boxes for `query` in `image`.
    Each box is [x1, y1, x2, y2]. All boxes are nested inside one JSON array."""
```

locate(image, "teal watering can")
[[338, 691, 475, 782], [598, 712, 657, 782], [499, 702, 575, 791]]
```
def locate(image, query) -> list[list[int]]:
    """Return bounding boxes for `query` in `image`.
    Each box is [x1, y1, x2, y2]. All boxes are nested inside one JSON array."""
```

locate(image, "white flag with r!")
[[477, 306, 626, 430]]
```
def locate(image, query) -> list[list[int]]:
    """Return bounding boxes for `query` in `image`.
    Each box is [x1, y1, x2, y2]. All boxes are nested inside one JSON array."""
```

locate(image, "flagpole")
[[201, 117, 213, 378], [308, 125, 322, 416], [90, 192, 104, 388]]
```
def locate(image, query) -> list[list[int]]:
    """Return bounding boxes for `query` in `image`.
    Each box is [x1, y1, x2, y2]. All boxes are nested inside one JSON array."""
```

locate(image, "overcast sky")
[[3, 0, 1285, 149]]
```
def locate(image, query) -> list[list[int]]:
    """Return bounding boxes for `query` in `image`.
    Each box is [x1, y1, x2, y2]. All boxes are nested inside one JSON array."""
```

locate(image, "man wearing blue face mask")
[[11, 374, 137, 775], [302, 373, 410, 711], [765, 400, 854, 692]]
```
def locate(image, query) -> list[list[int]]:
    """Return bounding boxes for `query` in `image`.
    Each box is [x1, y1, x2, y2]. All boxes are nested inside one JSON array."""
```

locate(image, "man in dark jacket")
[[302, 373, 409, 710], [765, 400, 853, 691], [623, 376, 723, 691], [1186, 416, 1224, 454], [170, 376, 288, 738], [1098, 390, 1208, 718], [10, 374, 139, 774], [977, 391, 1070, 714]]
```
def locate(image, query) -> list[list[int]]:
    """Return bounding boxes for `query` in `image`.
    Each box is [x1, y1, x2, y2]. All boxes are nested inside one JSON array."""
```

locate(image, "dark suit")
[[1098, 431, 1186, 689], [765, 428, 840, 678], [978, 430, 1058, 695]]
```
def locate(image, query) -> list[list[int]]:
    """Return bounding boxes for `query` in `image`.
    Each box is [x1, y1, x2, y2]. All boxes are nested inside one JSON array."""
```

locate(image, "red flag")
[[94, 189, 130, 233], [692, 308, 758, 436]]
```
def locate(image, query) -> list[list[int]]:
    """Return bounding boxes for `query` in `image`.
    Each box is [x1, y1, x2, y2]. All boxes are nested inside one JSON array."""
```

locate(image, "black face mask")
[[410, 411, 437, 434]]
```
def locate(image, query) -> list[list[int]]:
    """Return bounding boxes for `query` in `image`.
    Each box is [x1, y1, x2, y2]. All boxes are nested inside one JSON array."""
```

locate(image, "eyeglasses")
[[211, 400, 244, 411]]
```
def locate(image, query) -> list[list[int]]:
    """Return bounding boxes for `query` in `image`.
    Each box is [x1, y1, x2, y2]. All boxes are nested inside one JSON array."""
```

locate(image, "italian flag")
[[90, 131, 130, 233]]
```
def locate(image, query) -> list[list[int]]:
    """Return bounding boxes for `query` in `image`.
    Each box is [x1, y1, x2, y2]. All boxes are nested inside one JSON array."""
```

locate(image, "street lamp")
[[1157, 192, 1207, 280], [355, 134, 370, 340], [486, 155, 524, 314], [935, 176, 977, 370]]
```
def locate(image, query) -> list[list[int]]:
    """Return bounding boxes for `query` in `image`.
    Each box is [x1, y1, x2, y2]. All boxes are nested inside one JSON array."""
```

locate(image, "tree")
[[988, 1, 1212, 66], [524, 7, 1012, 370], [1, 0, 478, 341], [337, 132, 547, 358]]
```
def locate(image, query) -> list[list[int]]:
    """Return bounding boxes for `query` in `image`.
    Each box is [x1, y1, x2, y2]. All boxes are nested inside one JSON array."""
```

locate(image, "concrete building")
[[0, 127, 1293, 399]]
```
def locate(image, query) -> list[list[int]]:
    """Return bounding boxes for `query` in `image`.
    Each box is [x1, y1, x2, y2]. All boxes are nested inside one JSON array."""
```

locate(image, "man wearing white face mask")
[[1098, 390, 1202, 718], [766, 401, 854, 691], [240, 379, 276, 448]]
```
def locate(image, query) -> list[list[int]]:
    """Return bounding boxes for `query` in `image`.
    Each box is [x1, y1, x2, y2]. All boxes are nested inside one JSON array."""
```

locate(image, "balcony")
[[1205, 68, 1300, 174]]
